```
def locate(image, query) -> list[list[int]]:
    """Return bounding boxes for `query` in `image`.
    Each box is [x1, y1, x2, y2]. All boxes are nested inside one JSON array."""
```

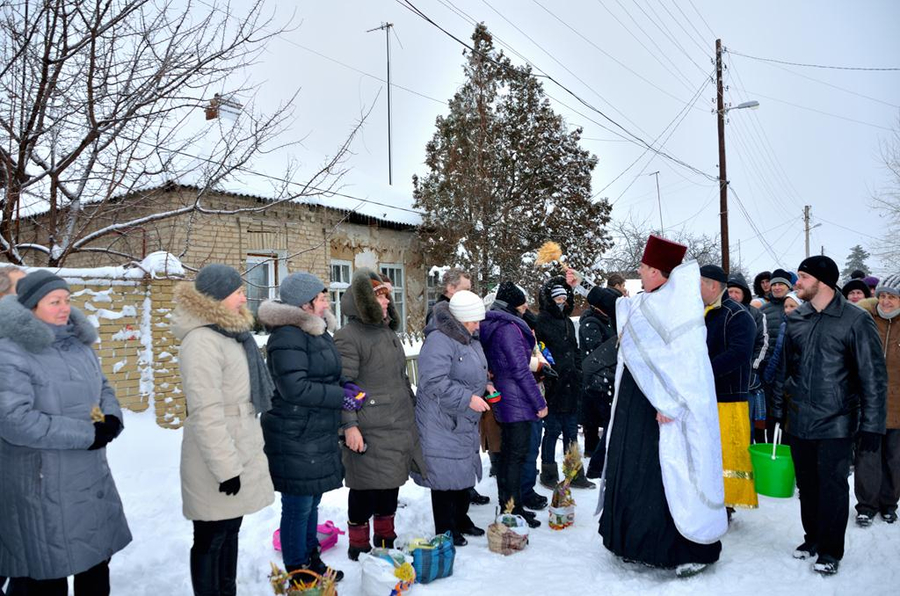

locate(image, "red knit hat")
[[641, 234, 687, 274]]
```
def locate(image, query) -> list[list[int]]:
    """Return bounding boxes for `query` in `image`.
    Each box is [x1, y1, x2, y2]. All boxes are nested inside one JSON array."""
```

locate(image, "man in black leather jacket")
[[772, 256, 887, 576]]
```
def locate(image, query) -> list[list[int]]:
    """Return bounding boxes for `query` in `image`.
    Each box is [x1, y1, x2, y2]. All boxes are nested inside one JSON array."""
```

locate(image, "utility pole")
[[803, 205, 821, 258], [804, 205, 811, 258], [716, 38, 729, 273], [649, 171, 663, 233], [367, 22, 394, 184]]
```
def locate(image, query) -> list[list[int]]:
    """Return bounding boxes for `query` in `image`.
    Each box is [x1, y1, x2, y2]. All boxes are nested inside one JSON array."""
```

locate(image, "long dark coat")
[[259, 300, 345, 496], [334, 269, 425, 490], [535, 276, 582, 414]]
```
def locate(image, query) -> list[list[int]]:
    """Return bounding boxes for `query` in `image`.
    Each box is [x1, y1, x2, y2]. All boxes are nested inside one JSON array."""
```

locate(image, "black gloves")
[[219, 475, 241, 496], [858, 431, 882, 453], [541, 365, 559, 380], [88, 415, 122, 450]]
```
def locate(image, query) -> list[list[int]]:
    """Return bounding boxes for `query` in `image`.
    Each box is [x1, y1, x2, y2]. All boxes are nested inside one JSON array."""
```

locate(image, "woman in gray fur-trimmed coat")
[[411, 294, 490, 546], [334, 268, 425, 560], [0, 271, 131, 595]]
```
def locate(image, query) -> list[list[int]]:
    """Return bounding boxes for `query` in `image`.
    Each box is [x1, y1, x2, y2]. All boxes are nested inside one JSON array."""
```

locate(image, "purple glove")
[[342, 383, 366, 411]]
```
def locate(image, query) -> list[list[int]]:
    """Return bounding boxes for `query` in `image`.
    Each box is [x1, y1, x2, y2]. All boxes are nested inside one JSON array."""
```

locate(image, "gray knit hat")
[[17, 270, 70, 309], [279, 272, 326, 307], [195, 264, 243, 301], [876, 273, 900, 298]]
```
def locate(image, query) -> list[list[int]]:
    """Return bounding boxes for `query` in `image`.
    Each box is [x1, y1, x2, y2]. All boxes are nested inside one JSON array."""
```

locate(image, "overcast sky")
[[219, 0, 900, 276]]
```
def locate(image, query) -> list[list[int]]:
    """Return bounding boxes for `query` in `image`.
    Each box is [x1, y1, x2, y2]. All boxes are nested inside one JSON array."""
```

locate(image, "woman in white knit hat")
[[411, 290, 492, 546]]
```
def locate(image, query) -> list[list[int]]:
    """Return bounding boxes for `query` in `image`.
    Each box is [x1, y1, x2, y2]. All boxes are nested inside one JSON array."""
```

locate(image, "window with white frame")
[[329, 260, 352, 327], [245, 253, 278, 316], [380, 263, 405, 332]]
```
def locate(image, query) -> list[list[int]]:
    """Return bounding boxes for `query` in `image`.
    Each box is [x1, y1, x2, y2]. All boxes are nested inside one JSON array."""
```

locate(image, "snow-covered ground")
[[107, 411, 898, 595]]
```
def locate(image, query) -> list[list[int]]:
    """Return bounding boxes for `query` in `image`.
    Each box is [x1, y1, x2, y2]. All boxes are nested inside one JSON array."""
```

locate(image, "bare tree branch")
[[1, 0, 361, 266]]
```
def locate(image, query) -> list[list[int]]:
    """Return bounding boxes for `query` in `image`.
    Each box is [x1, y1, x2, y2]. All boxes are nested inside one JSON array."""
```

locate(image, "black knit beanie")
[[798, 256, 839, 289]]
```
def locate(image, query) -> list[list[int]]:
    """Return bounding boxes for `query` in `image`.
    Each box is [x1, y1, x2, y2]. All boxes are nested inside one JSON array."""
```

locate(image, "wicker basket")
[[274, 567, 338, 596]]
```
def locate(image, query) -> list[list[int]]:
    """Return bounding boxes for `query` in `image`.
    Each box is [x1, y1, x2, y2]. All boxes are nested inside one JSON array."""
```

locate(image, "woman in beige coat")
[[173, 264, 275, 596]]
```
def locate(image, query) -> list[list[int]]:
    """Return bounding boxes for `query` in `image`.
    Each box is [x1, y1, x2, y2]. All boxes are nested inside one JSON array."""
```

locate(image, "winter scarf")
[[205, 324, 274, 415], [878, 305, 900, 320]]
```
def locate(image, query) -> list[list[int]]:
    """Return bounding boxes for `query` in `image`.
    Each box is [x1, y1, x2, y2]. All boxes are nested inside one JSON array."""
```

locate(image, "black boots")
[[468, 487, 490, 506], [305, 548, 344, 582], [190, 519, 241, 596], [539, 463, 559, 489], [570, 466, 596, 489]]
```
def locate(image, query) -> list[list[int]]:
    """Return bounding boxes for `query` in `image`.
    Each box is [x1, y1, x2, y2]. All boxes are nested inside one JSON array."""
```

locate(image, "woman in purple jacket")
[[479, 293, 548, 528]]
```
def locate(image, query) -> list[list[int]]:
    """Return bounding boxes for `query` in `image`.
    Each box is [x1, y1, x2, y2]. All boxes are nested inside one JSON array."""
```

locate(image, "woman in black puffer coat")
[[260, 272, 364, 582]]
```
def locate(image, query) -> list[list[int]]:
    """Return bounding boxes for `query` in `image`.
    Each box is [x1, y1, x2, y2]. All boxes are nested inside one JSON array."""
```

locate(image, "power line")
[[397, 0, 719, 183], [669, 0, 714, 53], [728, 50, 900, 72], [664, 184, 718, 228], [731, 52, 900, 109], [632, 0, 709, 76], [725, 58, 807, 211], [285, 41, 446, 105], [730, 185, 783, 265], [605, 0, 698, 91], [607, 72, 712, 202], [479, 0, 657, 139], [687, 0, 717, 38], [728, 87, 894, 131], [589, 0, 697, 94], [529, 0, 706, 111], [814, 215, 882, 241]]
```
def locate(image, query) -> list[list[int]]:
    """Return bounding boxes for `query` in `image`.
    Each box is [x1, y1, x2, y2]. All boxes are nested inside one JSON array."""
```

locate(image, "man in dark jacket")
[[760, 268, 792, 439], [701, 265, 758, 514], [772, 256, 888, 576], [727, 274, 769, 442], [579, 286, 621, 456], [535, 276, 593, 489]]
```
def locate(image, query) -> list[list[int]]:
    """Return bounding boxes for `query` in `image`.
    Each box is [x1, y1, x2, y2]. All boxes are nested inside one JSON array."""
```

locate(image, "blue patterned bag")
[[407, 532, 455, 584]]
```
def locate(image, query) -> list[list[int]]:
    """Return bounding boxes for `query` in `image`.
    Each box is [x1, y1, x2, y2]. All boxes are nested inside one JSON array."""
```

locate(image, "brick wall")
[[63, 274, 187, 428]]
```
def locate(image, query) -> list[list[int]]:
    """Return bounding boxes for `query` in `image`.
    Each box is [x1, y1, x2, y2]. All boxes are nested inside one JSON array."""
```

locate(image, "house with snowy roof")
[[7, 167, 433, 332]]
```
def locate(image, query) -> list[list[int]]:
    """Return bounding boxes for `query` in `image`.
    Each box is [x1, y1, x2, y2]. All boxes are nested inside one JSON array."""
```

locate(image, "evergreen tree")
[[842, 244, 871, 279], [413, 24, 611, 293]]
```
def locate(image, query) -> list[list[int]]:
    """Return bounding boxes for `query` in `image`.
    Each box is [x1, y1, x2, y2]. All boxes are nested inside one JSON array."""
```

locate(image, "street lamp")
[[715, 39, 760, 272], [726, 100, 760, 112]]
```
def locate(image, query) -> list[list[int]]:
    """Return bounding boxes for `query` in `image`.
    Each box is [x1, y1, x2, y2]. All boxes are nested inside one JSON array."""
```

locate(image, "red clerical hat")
[[641, 234, 687, 274]]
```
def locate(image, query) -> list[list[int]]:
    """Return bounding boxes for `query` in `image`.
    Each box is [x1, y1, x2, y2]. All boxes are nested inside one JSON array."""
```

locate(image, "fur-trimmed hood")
[[171, 282, 255, 340], [424, 300, 473, 345], [257, 299, 336, 336], [340, 268, 400, 330], [538, 275, 574, 318], [0, 294, 97, 353]]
